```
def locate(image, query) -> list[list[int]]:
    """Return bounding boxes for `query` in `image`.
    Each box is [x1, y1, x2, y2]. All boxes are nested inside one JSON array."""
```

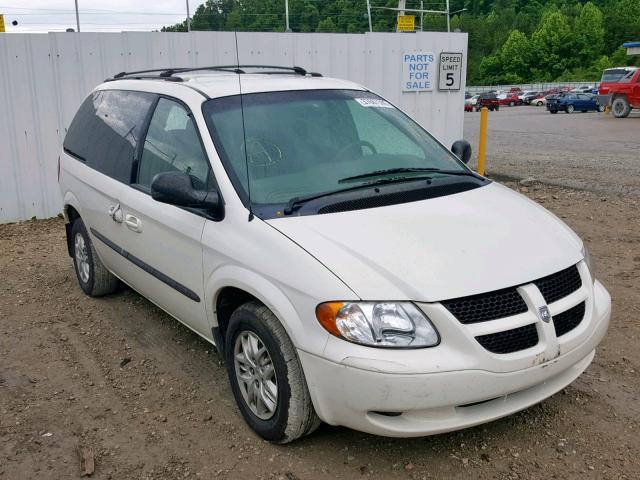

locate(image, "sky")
[[0, 0, 206, 33]]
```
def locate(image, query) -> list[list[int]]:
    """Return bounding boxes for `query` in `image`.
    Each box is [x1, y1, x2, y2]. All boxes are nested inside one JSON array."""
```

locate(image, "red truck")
[[598, 66, 640, 118]]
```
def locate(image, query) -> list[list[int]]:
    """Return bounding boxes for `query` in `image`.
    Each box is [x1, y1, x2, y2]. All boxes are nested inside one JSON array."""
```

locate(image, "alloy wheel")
[[74, 233, 90, 283], [234, 331, 278, 420]]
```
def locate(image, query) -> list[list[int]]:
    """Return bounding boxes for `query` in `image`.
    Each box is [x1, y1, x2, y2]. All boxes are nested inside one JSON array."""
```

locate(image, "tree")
[[316, 18, 337, 33], [530, 10, 574, 80], [573, 2, 604, 62]]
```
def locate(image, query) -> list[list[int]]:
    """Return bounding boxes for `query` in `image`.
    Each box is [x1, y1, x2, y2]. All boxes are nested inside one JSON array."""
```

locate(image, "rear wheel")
[[509, 101, 515, 107], [225, 302, 320, 443], [71, 218, 119, 296], [598, 105, 605, 112], [550, 109, 558, 114], [536, 101, 543, 106], [611, 96, 631, 118]]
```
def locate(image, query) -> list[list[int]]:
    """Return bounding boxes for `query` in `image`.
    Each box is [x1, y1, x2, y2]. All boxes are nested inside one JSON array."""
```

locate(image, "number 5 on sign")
[[438, 52, 463, 91]]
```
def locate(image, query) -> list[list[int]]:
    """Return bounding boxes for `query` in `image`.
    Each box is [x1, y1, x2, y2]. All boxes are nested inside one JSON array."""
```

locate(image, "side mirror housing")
[[451, 139, 472, 164], [151, 171, 223, 218]]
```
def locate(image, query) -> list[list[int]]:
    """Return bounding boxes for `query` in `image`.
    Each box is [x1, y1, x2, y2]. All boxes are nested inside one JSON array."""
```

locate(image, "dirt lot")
[[2, 110, 640, 479], [464, 106, 640, 195]]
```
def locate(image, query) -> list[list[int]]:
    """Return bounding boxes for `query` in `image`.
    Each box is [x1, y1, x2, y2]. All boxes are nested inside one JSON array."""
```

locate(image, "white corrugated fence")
[[0, 31, 467, 223]]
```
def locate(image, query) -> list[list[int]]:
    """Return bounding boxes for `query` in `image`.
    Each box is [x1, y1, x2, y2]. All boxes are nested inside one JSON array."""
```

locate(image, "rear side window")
[[64, 90, 155, 183]]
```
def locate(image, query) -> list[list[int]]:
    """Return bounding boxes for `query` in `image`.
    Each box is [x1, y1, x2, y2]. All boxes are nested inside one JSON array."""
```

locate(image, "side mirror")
[[451, 139, 472, 164], [151, 171, 222, 216]]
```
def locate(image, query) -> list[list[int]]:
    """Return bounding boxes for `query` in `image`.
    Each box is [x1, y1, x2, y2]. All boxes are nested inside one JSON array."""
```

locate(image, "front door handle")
[[124, 214, 142, 233]]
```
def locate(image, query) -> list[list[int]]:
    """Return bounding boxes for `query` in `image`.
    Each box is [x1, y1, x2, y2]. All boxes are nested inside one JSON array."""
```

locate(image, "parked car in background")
[[464, 102, 474, 112], [598, 66, 639, 108], [499, 93, 522, 107], [519, 91, 539, 103], [547, 93, 604, 114], [508, 87, 522, 93], [600, 67, 640, 118], [571, 86, 595, 93], [532, 96, 547, 106], [466, 94, 480, 106], [475, 92, 500, 111]]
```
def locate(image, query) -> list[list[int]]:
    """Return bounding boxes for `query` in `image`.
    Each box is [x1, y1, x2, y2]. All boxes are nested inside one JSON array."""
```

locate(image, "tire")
[[550, 109, 558, 114], [611, 96, 631, 118], [70, 218, 119, 296], [225, 301, 320, 444], [566, 104, 574, 113], [536, 101, 543, 106], [598, 105, 605, 112], [509, 101, 515, 107]]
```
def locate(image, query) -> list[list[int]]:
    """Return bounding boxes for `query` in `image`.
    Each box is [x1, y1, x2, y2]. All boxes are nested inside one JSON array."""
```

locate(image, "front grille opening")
[[553, 302, 586, 337], [442, 287, 528, 324], [534, 264, 582, 304], [441, 263, 582, 325], [476, 323, 539, 354]]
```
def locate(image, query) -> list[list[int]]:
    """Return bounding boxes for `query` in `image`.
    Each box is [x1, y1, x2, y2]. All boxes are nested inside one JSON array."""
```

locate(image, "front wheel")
[[509, 101, 515, 107], [611, 96, 631, 118], [598, 105, 605, 112], [566, 104, 575, 113], [550, 109, 558, 114], [536, 101, 543, 106], [225, 302, 320, 443]]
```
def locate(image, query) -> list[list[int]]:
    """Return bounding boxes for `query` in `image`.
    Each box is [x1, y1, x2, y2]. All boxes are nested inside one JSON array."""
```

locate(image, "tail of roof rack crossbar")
[[106, 65, 322, 82]]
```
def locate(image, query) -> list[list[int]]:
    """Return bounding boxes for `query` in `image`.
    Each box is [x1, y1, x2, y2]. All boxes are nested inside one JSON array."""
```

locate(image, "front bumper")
[[299, 278, 610, 437]]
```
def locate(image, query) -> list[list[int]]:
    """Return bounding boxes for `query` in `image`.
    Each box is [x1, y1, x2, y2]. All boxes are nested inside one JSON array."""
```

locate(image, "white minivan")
[[59, 66, 611, 443]]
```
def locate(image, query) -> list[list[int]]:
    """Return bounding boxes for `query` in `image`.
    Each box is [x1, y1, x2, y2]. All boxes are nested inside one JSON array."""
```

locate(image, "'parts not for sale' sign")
[[401, 51, 436, 92], [401, 51, 463, 92]]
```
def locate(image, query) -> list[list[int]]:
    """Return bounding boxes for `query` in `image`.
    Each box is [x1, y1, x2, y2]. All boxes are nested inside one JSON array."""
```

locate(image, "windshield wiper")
[[283, 176, 433, 215], [338, 167, 477, 183]]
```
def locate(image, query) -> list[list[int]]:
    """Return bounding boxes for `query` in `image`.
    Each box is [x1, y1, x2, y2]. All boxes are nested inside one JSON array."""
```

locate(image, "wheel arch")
[[206, 266, 325, 358], [63, 193, 82, 257]]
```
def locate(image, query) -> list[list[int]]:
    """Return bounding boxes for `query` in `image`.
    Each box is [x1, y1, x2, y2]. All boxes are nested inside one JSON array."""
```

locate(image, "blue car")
[[547, 93, 604, 114]]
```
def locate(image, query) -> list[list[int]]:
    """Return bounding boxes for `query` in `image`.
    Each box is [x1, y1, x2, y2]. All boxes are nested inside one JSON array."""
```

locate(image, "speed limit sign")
[[438, 52, 463, 91]]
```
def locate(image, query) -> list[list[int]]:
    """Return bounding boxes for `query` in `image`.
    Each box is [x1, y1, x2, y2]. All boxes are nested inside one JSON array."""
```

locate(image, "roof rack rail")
[[106, 65, 322, 82]]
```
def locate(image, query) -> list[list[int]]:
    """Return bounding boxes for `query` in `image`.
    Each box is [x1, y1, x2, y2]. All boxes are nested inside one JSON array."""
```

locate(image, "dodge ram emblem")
[[538, 305, 552, 323]]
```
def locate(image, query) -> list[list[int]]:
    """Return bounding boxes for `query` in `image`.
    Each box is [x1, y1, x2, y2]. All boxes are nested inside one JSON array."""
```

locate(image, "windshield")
[[601, 68, 637, 83], [202, 89, 467, 206]]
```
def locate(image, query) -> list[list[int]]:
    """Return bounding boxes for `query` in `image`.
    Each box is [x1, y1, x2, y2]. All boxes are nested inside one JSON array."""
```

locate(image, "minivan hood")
[[267, 183, 583, 301]]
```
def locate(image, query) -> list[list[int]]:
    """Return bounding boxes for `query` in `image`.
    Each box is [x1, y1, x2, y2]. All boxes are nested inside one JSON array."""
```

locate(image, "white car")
[[59, 66, 611, 443], [466, 94, 479, 106]]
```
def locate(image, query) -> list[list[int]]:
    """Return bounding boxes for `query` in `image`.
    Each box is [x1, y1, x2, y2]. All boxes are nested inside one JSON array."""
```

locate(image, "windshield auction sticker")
[[355, 98, 394, 108], [402, 51, 436, 92]]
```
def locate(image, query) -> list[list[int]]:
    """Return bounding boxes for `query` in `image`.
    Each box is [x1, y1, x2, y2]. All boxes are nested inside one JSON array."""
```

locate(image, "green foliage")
[[161, 0, 640, 84]]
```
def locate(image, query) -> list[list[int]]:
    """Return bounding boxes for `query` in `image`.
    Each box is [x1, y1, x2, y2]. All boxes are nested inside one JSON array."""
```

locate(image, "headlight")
[[315, 302, 439, 348], [582, 246, 596, 284]]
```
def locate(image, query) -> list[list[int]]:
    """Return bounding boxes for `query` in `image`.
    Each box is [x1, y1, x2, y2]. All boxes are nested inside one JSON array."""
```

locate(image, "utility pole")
[[446, 0, 450, 32], [396, 0, 406, 32], [366, 0, 372, 32], [285, 0, 291, 32], [186, 0, 191, 32], [420, 0, 424, 31], [74, 0, 80, 32]]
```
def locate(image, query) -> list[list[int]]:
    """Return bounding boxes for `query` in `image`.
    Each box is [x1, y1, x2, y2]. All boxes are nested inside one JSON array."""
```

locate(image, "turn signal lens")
[[315, 301, 439, 348]]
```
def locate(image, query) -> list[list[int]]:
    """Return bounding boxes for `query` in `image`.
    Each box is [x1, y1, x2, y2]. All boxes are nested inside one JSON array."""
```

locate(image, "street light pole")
[[366, 0, 372, 32], [186, 0, 191, 32], [74, 0, 80, 32]]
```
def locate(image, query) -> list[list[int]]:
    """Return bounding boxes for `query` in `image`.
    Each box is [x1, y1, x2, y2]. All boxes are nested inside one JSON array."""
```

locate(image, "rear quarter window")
[[63, 90, 156, 183]]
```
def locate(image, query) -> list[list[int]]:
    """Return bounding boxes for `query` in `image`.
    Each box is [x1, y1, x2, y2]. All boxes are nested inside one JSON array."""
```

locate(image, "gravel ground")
[[1, 110, 640, 479], [464, 106, 640, 195]]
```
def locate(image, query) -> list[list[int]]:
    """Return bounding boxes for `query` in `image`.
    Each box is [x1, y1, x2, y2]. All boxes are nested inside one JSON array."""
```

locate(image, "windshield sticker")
[[355, 98, 394, 108]]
